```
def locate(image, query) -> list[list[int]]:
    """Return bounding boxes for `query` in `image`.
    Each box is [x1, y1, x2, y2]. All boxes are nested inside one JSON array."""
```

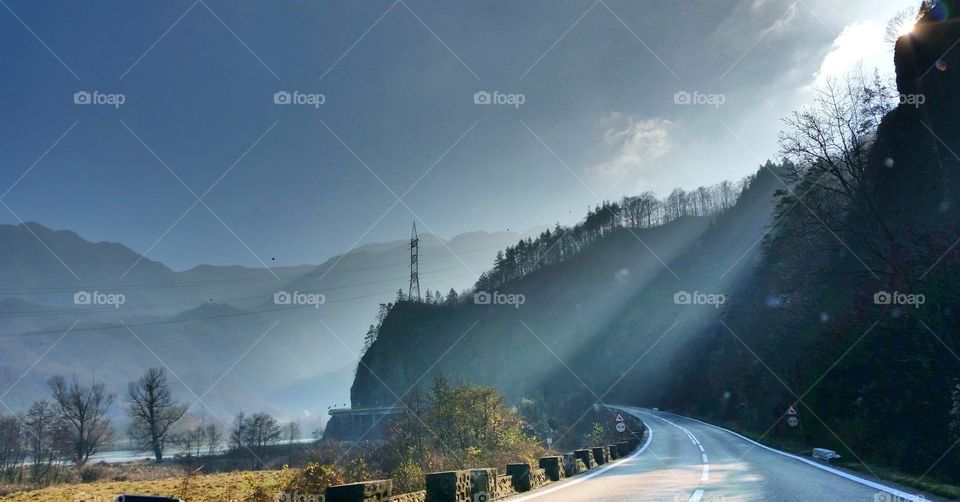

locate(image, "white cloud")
[[812, 21, 892, 86], [588, 114, 673, 180]]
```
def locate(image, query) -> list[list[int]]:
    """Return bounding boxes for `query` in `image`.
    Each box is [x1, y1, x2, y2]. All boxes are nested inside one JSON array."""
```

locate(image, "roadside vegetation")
[[1, 382, 583, 501]]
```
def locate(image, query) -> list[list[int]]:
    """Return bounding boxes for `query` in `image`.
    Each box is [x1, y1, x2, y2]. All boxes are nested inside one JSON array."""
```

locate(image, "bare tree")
[[244, 413, 282, 453], [204, 423, 222, 456], [125, 368, 186, 463], [228, 411, 247, 452], [779, 71, 892, 203], [884, 2, 933, 47], [186, 424, 205, 457], [0, 413, 26, 482], [24, 400, 57, 481], [778, 69, 899, 269], [48, 375, 115, 467]]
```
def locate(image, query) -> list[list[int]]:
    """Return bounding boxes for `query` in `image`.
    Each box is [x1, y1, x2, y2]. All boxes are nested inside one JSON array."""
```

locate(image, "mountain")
[[0, 222, 540, 424], [351, 166, 781, 408]]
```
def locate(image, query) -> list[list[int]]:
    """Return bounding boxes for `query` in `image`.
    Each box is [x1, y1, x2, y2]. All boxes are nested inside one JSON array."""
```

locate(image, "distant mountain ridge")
[[0, 221, 539, 425]]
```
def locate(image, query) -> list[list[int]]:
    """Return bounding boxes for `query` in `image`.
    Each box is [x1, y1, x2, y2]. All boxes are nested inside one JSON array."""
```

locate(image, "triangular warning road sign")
[[786, 406, 798, 416], [615, 413, 625, 422]]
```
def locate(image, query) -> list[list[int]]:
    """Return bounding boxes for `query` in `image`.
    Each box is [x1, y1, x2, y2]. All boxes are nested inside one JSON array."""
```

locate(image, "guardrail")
[[322, 436, 643, 502]]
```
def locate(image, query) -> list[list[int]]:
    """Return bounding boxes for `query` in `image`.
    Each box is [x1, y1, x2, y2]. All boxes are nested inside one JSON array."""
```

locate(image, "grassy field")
[[0, 470, 290, 502]]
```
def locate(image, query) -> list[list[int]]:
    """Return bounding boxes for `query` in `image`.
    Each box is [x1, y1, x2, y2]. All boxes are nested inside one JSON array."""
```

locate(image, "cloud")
[[588, 114, 673, 180], [812, 21, 892, 86]]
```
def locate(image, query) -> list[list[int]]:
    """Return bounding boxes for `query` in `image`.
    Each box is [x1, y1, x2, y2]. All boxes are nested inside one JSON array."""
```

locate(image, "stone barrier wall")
[[469, 468, 498, 499], [505, 463, 532, 492], [390, 490, 426, 502], [326, 479, 393, 502], [495, 474, 516, 499], [574, 449, 596, 469], [538, 455, 565, 481], [591, 446, 608, 465], [564, 456, 588, 478], [425, 470, 471, 502], [324, 426, 647, 502]]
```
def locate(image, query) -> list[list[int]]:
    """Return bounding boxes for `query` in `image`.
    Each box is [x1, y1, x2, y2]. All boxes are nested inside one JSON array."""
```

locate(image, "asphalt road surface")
[[505, 406, 936, 502]]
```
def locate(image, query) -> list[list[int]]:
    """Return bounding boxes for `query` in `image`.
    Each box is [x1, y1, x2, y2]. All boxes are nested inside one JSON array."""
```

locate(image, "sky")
[[0, 0, 920, 270]]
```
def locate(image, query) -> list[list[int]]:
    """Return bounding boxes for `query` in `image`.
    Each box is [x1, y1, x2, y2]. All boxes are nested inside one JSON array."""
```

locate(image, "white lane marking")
[[689, 489, 704, 502], [651, 409, 927, 502], [637, 411, 710, 483], [508, 420, 654, 501]]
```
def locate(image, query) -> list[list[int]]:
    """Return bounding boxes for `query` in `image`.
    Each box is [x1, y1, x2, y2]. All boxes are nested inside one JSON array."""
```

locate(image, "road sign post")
[[785, 405, 802, 435]]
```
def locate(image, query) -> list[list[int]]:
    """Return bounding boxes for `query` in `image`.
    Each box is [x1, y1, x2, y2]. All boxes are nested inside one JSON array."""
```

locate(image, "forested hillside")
[[353, 0, 960, 484]]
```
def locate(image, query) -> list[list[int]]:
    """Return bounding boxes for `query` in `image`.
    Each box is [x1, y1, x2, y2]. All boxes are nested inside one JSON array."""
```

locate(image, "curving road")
[[506, 406, 937, 502]]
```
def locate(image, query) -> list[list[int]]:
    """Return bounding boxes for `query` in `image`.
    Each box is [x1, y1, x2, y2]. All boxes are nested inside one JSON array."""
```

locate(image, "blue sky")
[[0, 0, 918, 270]]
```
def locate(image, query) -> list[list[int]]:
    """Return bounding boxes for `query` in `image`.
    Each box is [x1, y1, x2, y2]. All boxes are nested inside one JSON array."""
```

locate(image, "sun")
[[895, 17, 916, 38]]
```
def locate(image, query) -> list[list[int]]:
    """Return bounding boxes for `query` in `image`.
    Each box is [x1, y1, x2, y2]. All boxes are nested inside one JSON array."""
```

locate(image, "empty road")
[[507, 406, 935, 502]]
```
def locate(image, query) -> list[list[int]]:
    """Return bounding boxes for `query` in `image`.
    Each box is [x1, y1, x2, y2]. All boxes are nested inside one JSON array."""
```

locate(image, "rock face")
[[869, 0, 960, 232]]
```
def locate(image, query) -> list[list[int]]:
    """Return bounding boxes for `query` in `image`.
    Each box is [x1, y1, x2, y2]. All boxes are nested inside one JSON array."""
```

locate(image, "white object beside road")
[[812, 448, 841, 462]]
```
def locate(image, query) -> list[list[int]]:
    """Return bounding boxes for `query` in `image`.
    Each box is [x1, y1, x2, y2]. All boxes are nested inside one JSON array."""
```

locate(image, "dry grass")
[[0, 470, 290, 502]]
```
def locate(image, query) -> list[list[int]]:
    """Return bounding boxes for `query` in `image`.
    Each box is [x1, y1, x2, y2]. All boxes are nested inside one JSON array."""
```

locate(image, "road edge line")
[[507, 418, 653, 501], [656, 409, 927, 502]]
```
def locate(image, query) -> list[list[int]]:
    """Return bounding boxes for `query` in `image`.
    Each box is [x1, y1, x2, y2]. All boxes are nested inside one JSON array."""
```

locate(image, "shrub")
[[390, 458, 424, 493], [283, 462, 344, 497]]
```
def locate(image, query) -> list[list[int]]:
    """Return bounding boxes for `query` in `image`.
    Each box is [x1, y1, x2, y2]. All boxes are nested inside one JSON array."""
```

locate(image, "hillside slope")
[[352, 165, 781, 409], [352, 3, 960, 483]]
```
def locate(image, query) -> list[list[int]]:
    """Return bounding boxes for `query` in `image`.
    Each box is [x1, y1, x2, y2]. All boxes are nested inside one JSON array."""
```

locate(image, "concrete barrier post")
[[573, 449, 595, 469], [538, 455, 565, 481], [591, 446, 607, 465], [326, 479, 393, 502], [496, 474, 516, 498], [563, 452, 588, 477], [506, 463, 533, 492], [425, 470, 470, 502], [469, 468, 498, 500]]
